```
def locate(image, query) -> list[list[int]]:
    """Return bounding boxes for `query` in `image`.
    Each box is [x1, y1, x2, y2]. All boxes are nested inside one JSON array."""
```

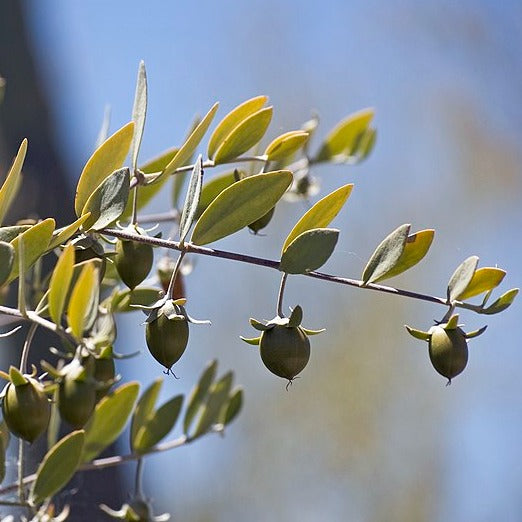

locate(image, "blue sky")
[[21, 1, 522, 520]]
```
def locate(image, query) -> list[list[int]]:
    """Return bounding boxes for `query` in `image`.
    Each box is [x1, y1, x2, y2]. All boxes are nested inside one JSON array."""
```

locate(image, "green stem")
[[276, 273, 288, 317], [131, 184, 140, 225], [166, 250, 186, 300], [18, 439, 25, 503], [19, 322, 37, 374], [135, 458, 145, 498]]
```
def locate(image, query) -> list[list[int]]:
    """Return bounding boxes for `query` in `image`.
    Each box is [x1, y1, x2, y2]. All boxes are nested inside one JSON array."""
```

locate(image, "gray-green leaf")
[[447, 256, 479, 302]]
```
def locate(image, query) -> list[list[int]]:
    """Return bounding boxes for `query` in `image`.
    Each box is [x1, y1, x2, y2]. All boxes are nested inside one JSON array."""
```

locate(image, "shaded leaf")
[[315, 108, 375, 162], [264, 131, 309, 162], [111, 287, 162, 313], [354, 127, 377, 161], [0, 420, 9, 484], [279, 228, 339, 274], [48, 214, 92, 250], [184, 360, 217, 435], [29, 431, 84, 506], [196, 171, 237, 219], [49, 244, 75, 324], [162, 102, 219, 177], [8, 218, 55, 283], [362, 224, 410, 285], [0, 139, 26, 226], [223, 388, 243, 426], [282, 184, 353, 253], [208, 96, 268, 159], [0, 241, 15, 286], [131, 60, 147, 171], [179, 156, 203, 243], [372, 229, 435, 282], [213, 107, 273, 165], [0, 225, 31, 243], [133, 395, 183, 453], [82, 382, 139, 462], [75, 122, 134, 216], [458, 267, 506, 301], [447, 256, 479, 302], [81, 167, 130, 231], [67, 262, 99, 339], [482, 288, 519, 315], [191, 372, 233, 440], [130, 379, 162, 449], [192, 171, 292, 245]]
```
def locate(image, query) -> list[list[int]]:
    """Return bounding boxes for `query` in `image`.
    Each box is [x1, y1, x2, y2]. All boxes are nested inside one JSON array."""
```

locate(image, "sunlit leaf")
[[362, 224, 410, 285], [67, 262, 99, 339], [82, 382, 140, 462], [162, 103, 219, 177], [179, 156, 203, 243], [0, 139, 26, 226], [49, 244, 75, 324], [282, 184, 353, 253], [184, 360, 217, 435], [279, 228, 339, 274], [315, 108, 374, 162], [8, 218, 55, 283], [482, 288, 519, 315], [131, 60, 147, 171], [196, 171, 237, 219], [75, 122, 134, 216], [447, 256, 479, 302], [208, 96, 268, 159], [0, 241, 15, 286], [29, 431, 84, 506], [458, 267, 506, 301], [371, 229, 435, 282], [48, 214, 91, 250], [81, 167, 130, 231], [264, 131, 309, 162], [192, 171, 292, 245], [213, 107, 273, 165]]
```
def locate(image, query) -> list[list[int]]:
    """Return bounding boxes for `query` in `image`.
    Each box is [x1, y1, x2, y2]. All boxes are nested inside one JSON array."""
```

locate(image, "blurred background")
[[1, 1, 521, 521]]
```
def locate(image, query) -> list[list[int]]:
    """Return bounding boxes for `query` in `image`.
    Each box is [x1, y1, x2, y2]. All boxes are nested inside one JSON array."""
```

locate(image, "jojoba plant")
[[0, 61, 517, 521]]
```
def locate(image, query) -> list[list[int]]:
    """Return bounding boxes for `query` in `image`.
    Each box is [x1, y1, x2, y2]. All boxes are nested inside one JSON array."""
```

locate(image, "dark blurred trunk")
[[0, 1, 126, 519]]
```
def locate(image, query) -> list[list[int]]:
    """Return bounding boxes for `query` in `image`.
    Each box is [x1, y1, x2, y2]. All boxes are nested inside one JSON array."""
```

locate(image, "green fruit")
[[94, 356, 116, 401], [2, 379, 50, 443], [58, 375, 97, 428], [115, 239, 153, 290], [428, 326, 468, 383], [260, 325, 310, 382], [146, 314, 189, 372]]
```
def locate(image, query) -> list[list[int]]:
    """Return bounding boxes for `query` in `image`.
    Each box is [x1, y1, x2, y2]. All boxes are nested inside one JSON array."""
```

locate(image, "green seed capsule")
[[2, 378, 50, 443], [428, 326, 468, 383], [260, 325, 310, 382], [146, 314, 189, 372], [115, 239, 154, 290], [58, 374, 97, 428], [94, 356, 116, 401]]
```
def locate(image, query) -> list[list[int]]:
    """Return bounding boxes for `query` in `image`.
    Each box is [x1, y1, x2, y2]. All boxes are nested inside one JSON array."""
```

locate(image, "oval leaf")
[[264, 131, 309, 162], [0, 139, 26, 226], [315, 108, 375, 162], [362, 224, 410, 285], [179, 156, 203, 243], [208, 96, 268, 159], [81, 167, 130, 231], [223, 387, 243, 426], [131, 60, 147, 171], [8, 218, 55, 283], [0, 241, 15, 286], [282, 184, 353, 253], [213, 107, 273, 165], [30, 431, 85, 506], [196, 171, 237, 219], [372, 229, 435, 282], [162, 102, 219, 177], [48, 214, 92, 250], [192, 170, 292, 245], [111, 287, 162, 313], [0, 225, 31, 243], [49, 244, 75, 324], [482, 288, 519, 315], [458, 267, 506, 301], [133, 395, 183, 453], [75, 122, 134, 216], [130, 379, 162, 449], [67, 262, 99, 339], [279, 228, 339, 274], [82, 382, 140, 462], [447, 256, 479, 302], [184, 360, 218, 435]]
